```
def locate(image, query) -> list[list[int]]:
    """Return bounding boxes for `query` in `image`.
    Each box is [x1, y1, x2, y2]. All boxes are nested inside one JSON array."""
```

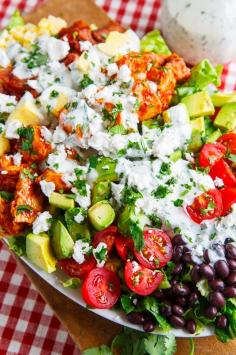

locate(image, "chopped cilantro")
[[73, 179, 87, 196], [102, 103, 123, 124], [16, 205, 32, 215], [200, 200, 216, 215], [22, 168, 36, 180], [89, 155, 99, 169], [17, 127, 34, 151], [0, 191, 14, 201], [148, 214, 162, 228], [152, 185, 171, 199], [80, 74, 93, 89], [160, 162, 171, 176], [173, 198, 184, 207], [127, 141, 140, 150], [22, 44, 48, 69], [94, 245, 107, 263], [50, 90, 59, 98], [121, 185, 142, 205]]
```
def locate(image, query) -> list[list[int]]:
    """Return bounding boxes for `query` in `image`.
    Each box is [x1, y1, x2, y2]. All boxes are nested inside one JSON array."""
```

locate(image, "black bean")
[[186, 319, 196, 334], [127, 312, 145, 324], [154, 289, 164, 299], [214, 260, 230, 279], [160, 303, 172, 318], [204, 305, 218, 319], [225, 237, 234, 245], [170, 315, 185, 328], [172, 283, 190, 296], [182, 252, 193, 264], [172, 263, 183, 275], [188, 291, 198, 306], [216, 315, 228, 329], [203, 250, 210, 263], [209, 279, 225, 291], [176, 296, 186, 306], [209, 291, 225, 308], [199, 263, 215, 280], [171, 279, 178, 286], [173, 246, 183, 263], [173, 234, 186, 245], [172, 304, 184, 316], [228, 259, 236, 270], [191, 265, 201, 282], [183, 246, 190, 253], [225, 244, 236, 260], [143, 319, 155, 332], [226, 271, 236, 286], [223, 287, 236, 298]]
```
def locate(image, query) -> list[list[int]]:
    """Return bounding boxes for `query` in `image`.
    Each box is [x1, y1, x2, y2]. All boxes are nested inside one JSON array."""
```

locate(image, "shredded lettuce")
[[7, 10, 24, 31], [8, 236, 26, 256], [188, 59, 222, 88], [141, 30, 171, 55]]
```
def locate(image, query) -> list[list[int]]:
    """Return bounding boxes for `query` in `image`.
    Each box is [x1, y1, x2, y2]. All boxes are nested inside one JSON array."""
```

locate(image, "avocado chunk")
[[92, 181, 111, 204], [170, 150, 182, 162], [88, 200, 115, 231], [206, 129, 222, 143], [49, 192, 75, 210], [211, 92, 236, 107], [163, 103, 189, 125], [26, 233, 57, 273], [188, 130, 203, 153], [65, 207, 91, 241], [214, 103, 236, 131], [51, 220, 74, 260], [190, 116, 205, 135], [90, 156, 118, 182], [181, 91, 215, 118]]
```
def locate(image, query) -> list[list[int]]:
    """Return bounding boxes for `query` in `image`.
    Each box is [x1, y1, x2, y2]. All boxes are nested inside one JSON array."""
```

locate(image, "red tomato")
[[92, 226, 118, 253], [124, 260, 163, 296], [134, 229, 173, 269], [81, 267, 120, 309], [58, 256, 96, 279], [217, 133, 236, 155], [210, 159, 236, 187], [199, 143, 226, 168], [220, 187, 236, 215], [115, 234, 134, 261], [186, 189, 223, 224]]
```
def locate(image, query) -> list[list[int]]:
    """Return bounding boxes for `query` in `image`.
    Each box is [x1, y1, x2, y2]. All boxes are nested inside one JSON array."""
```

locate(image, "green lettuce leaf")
[[120, 295, 135, 314], [7, 10, 24, 30], [188, 59, 222, 89], [141, 30, 171, 55], [143, 296, 171, 331], [8, 236, 26, 256]]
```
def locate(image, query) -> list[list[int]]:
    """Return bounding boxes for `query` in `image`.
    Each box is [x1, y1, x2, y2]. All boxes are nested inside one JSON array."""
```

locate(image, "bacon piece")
[[11, 176, 44, 224], [36, 168, 71, 192], [92, 21, 125, 42], [63, 52, 79, 66], [0, 197, 24, 236]]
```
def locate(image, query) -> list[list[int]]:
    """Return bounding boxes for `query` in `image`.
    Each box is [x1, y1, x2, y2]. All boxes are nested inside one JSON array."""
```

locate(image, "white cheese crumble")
[[32, 211, 52, 235], [39, 180, 55, 198], [5, 120, 22, 139], [93, 242, 108, 267], [73, 240, 92, 264], [13, 153, 22, 166], [74, 212, 85, 224], [0, 94, 16, 113]]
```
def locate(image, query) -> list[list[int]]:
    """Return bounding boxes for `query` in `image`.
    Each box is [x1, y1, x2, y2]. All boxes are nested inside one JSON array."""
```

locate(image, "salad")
[[1, 11, 236, 341]]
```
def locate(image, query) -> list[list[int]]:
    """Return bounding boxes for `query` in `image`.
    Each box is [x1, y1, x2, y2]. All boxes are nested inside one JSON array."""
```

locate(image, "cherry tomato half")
[[186, 188, 223, 224], [199, 143, 226, 168], [134, 229, 173, 269], [81, 267, 120, 309], [210, 159, 236, 187], [220, 187, 236, 215], [124, 260, 163, 296], [58, 256, 96, 279], [217, 133, 236, 155], [115, 234, 134, 261], [92, 225, 118, 253]]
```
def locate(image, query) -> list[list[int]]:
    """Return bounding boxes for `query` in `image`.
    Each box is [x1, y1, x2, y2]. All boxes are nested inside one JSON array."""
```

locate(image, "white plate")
[[9, 243, 213, 338]]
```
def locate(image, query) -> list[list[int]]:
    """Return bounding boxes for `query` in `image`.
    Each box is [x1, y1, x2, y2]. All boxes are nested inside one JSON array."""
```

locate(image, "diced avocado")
[[163, 103, 189, 125], [88, 200, 115, 231], [170, 150, 182, 162], [206, 129, 222, 143], [0, 135, 10, 156], [93, 157, 118, 182], [214, 103, 236, 131], [190, 116, 205, 135], [92, 181, 111, 204], [65, 208, 91, 241], [188, 130, 203, 153], [26, 233, 57, 273], [51, 220, 74, 260], [118, 205, 148, 238], [49, 192, 75, 210], [211, 92, 236, 107], [181, 91, 215, 118]]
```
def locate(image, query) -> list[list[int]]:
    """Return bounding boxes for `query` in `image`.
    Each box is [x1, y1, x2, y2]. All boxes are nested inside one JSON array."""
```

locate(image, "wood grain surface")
[[13, 1, 235, 353]]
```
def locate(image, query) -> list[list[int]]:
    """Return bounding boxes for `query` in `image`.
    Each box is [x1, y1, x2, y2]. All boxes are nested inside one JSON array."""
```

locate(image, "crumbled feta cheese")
[[0, 94, 17, 113], [38, 35, 70, 61], [73, 240, 92, 264], [39, 180, 55, 198], [0, 48, 10, 68], [107, 63, 118, 76], [79, 41, 92, 51], [74, 212, 85, 224], [214, 177, 224, 188], [52, 126, 67, 144], [117, 64, 131, 82], [5, 120, 22, 139], [40, 126, 52, 142], [13, 153, 22, 166], [32, 211, 52, 234], [93, 242, 108, 267]]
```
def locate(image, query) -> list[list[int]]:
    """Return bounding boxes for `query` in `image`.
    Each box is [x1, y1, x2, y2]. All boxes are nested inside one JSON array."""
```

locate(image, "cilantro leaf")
[[8, 236, 26, 256], [0, 191, 14, 201], [120, 295, 135, 314], [121, 185, 142, 205], [152, 185, 171, 199], [143, 296, 171, 331], [16, 205, 32, 215], [80, 74, 94, 89]]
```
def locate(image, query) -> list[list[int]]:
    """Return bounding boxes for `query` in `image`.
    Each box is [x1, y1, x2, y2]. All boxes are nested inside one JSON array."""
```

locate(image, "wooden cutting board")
[[12, 0, 235, 353]]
